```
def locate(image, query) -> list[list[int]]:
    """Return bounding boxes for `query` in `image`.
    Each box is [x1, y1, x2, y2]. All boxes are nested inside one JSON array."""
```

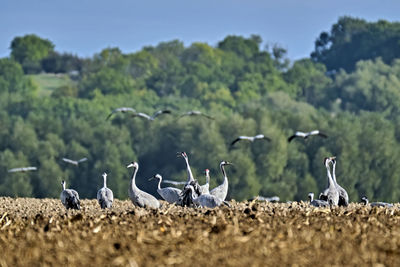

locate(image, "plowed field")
[[0, 197, 399, 266]]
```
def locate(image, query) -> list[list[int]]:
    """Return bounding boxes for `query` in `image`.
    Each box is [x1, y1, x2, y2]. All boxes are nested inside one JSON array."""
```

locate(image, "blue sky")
[[1, 0, 399, 60]]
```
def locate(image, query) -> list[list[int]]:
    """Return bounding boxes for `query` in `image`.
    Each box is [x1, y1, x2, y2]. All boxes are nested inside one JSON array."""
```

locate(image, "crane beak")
[[148, 176, 155, 181], [127, 163, 134, 168]]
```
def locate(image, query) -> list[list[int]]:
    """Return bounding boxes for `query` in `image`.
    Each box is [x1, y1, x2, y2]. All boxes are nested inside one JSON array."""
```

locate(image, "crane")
[[288, 130, 327, 142], [62, 157, 88, 166], [230, 134, 271, 147], [60, 180, 80, 210], [127, 162, 160, 209], [308, 192, 329, 207], [106, 107, 136, 121], [209, 161, 232, 201], [97, 173, 114, 209], [149, 174, 182, 204]]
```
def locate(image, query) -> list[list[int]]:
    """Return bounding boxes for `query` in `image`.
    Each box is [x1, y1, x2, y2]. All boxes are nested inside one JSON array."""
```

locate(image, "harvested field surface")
[[0, 197, 400, 266]]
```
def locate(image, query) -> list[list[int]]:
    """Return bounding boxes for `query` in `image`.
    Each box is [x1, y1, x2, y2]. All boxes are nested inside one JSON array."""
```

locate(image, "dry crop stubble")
[[0, 197, 399, 266]]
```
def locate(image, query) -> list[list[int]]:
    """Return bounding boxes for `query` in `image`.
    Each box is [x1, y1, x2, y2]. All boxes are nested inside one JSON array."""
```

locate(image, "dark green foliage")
[[10, 34, 55, 74], [311, 16, 400, 72], [1, 20, 400, 203]]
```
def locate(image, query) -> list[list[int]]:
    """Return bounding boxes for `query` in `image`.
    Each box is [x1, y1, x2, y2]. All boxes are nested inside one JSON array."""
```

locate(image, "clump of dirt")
[[0, 197, 399, 266]]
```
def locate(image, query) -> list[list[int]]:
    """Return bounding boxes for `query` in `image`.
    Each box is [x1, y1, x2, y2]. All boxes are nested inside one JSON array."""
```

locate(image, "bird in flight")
[[62, 157, 88, 166], [288, 130, 327, 142], [106, 107, 136, 121], [132, 110, 172, 121], [8, 166, 37, 173], [230, 134, 271, 147], [178, 110, 214, 120]]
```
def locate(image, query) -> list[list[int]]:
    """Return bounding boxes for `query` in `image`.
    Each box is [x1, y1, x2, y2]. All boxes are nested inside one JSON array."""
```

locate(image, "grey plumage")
[[106, 107, 136, 120], [288, 130, 327, 142], [230, 134, 271, 147], [210, 161, 232, 201], [361, 196, 393, 208], [162, 179, 186, 185], [127, 162, 160, 209], [248, 196, 280, 202], [320, 157, 349, 206], [200, 169, 210, 195], [331, 157, 349, 206], [60, 180, 80, 210], [62, 157, 88, 166], [8, 166, 37, 173], [132, 110, 171, 121], [308, 192, 329, 207], [97, 173, 114, 209], [187, 185, 224, 208], [176, 152, 202, 207], [178, 110, 214, 120], [150, 174, 182, 204], [319, 157, 339, 206]]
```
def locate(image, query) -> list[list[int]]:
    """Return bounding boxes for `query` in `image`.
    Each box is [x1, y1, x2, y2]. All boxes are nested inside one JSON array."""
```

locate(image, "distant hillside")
[[28, 73, 75, 96]]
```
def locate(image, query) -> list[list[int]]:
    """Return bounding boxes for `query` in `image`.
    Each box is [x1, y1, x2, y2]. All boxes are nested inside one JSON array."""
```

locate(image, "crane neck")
[[205, 173, 210, 185], [62, 182, 66, 191], [220, 164, 228, 185], [103, 175, 107, 188], [184, 156, 195, 183], [332, 161, 337, 184], [326, 164, 335, 188], [309, 194, 314, 202], [157, 177, 162, 190], [130, 167, 139, 189]]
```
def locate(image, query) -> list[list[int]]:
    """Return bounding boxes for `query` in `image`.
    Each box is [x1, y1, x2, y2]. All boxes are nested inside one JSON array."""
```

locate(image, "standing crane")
[[97, 173, 114, 209], [330, 157, 349, 206], [210, 161, 232, 201], [127, 162, 160, 209], [60, 180, 80, 210], [149, 174, 182, 204], [319, 157, 339, 206]]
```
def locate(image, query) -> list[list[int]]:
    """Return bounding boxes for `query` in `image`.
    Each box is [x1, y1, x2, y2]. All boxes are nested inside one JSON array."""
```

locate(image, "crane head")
[[361, 196, 369, 205], [323, 157, 331, 166], [176, 152, 187, 158], [204, 169, 210, 174], [220, 161, 232, 166], [102, 172, 107, 178], [149, 174, 162, 181], [127, 162, 138, 169], [308, 192, 314, 201]]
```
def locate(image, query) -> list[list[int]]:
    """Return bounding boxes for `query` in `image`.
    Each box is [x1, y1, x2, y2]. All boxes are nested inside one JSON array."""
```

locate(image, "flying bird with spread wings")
[[178, 110, 214, 120], [132, 110, 172, 121], [230, 134, 271, 147], [8, 166, 37, 173], [287, 130, 327, 143], [106, 107, 137, 121], [62, 157, 88, 166]]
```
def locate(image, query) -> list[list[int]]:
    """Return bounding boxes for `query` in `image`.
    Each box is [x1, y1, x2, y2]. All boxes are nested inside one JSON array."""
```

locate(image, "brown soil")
[[0, 197, 399, 266]]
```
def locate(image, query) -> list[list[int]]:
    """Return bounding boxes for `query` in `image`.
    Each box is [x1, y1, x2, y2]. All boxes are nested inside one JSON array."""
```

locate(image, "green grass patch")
[[28, 73, 75, 97]]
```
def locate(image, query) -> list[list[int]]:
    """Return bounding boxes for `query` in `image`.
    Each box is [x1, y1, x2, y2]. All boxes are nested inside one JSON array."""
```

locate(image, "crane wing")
[[152, 109, 171, 119]]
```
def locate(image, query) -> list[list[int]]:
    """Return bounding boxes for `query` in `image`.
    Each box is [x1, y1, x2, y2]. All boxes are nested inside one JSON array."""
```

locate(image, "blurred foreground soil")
[[0, 197, 399, 266]]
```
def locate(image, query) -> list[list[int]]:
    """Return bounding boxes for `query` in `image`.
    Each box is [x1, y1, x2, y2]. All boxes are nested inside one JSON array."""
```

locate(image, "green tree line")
[[1, 16, 400, 202]]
